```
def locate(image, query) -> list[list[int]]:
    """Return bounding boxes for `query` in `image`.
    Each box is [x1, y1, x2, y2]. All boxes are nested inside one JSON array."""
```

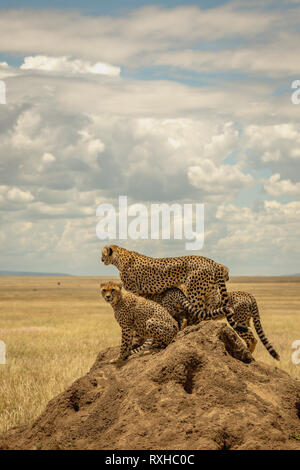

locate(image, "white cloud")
[[261, 150, 281, 163], [263, 173, 300, 197], [20, 55, 121, 77], [0, 4, 300, 275], [151, 34, 300, 76], [78, 129, 105, 161], [3, 63, 290, 123], [213, 200, 300, 273], [217, 200, 300, 228], [188, 160, 253, 199], [0, 62, 19, 79], [201, 122, 239, 161], [242, 123, 300, 183], [7, 187, 34, 203], [11, 109, 42, 149], [42, 153, 56, 163], [0, 6, 280, 64], [0, 4, 298, 81], [37, 153, 57, 173], [0, 186, 34, 204], [245, 123, 300, 147]]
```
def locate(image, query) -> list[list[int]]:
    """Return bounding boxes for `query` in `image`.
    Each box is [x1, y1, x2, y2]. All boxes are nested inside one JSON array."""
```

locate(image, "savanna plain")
[[0, 275, 299, 436]]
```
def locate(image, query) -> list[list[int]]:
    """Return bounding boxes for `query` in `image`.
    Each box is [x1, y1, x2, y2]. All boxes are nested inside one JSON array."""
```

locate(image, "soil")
[[1, 321, 300, 450]]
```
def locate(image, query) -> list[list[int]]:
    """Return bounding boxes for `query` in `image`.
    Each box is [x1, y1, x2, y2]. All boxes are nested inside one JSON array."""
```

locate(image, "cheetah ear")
[[102, 246, 113, 256], [118, 282, 123, 290]]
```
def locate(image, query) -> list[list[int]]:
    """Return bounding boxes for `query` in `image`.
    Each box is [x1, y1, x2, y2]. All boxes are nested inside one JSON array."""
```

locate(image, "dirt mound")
[[1, 322, 300, 450]]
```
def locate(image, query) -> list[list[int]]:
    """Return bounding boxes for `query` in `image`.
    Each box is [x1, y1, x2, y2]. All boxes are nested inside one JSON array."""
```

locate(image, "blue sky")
[[0, 0, 229, 13], [0, 1, 299, 275]]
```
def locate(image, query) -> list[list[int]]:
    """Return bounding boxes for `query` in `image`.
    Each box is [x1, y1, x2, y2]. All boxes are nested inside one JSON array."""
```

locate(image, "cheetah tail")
[[131, 339, 153, 356], [223, 307, 249, 333], [206, 305, 249, 333], [217, 270, 249, 333], [251, 298, 280, 360], [181, 298, 248, 333]]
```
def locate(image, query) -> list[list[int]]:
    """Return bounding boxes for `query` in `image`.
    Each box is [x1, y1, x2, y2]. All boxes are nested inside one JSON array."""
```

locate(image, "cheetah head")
[[100, 281, 122, 305], [101, 245, 119, 265]]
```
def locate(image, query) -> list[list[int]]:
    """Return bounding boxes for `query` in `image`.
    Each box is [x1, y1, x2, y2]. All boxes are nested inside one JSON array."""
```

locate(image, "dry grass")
[[0, 275, 299, 436], [228, 277, 300, 381]]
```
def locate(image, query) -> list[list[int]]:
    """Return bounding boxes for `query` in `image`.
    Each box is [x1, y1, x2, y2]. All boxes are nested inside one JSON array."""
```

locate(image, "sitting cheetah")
[[100, 281, 178, 363], [101, 245, 247, 333], [147, 287, 280, 360]]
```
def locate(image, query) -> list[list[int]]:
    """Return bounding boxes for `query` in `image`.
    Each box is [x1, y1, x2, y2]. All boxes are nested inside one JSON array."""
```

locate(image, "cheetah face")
[[101, 245, 117, 265], [100, 281, 122, 305]]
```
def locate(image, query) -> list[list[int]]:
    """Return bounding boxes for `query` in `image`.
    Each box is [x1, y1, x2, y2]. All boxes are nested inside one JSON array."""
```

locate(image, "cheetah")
[[147, 286, 280, 360], [101, 245, 247, 333], [100, 281, 178, 363], [145, 264, 229, 328], [144, 289, 189, 328], [206, 289, 280, 359]]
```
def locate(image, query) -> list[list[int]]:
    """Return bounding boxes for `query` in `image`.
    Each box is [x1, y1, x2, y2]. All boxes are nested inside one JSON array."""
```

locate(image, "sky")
[[0, 0, 300, 275]]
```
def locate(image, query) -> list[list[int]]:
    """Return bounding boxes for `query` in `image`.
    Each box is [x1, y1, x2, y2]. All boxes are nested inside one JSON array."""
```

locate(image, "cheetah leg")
[[184, 270, 223, 321], [146, 318, 178, 348], [237, 328, 257, 353], [116, 327, 133, 361], [132, 330, 145, 349], [183, 271, 248, 333], [214, 268, 248, 333], [249, 338, 258, 353]]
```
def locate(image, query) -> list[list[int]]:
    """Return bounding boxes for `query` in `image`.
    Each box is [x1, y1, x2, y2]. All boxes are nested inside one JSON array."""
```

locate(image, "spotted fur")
[[209, 289, 280, 360], [100, 281, 178, 362], [148, 286, 280, 360], [101, 245, 247, 333], [144, 288, 189, 328]]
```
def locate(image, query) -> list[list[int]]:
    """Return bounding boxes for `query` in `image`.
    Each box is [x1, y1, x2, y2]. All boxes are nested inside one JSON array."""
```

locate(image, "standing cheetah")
[[100, 281, 178, 363], [145, 264, 229, 327], [101, 245, 247, 333], [207, 289, 280, 359], [147, 287, 280, 360], [144, 289, 189, 328]]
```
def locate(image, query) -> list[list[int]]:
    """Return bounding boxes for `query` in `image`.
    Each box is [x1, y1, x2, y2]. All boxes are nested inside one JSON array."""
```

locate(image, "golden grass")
[[228, 278, 300, 381], [0, 275, 299, 436]]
